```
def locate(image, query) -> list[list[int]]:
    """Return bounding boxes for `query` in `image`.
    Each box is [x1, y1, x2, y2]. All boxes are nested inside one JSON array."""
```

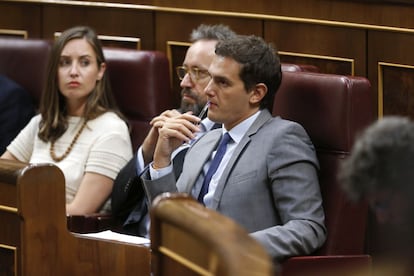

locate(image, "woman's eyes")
[[59, 58, 71, 67], [79, 58, 91, 66], [59, 57, 91, 67]]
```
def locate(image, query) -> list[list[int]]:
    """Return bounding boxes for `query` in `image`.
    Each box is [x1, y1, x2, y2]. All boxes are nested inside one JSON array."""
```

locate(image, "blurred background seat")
[[273, 71, 375, 275]]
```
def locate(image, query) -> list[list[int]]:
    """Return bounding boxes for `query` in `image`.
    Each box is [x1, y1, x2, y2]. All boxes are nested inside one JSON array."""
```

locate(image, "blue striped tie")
[[198, 132, 232, 204]]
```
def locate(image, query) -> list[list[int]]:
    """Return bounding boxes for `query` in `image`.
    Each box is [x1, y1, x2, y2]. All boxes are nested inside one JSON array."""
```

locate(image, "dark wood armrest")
[[280, 255, 372, 276], [67, 213, 117, 234]]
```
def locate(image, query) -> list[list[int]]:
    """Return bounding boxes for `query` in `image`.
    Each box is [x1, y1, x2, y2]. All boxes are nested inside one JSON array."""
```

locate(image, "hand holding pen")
[[152, 104, 209, 169]]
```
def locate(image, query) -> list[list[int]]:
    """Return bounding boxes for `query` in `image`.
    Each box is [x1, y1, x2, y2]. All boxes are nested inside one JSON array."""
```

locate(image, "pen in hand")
[[196, 101, 210, 125], [183, 101, 210, 145]]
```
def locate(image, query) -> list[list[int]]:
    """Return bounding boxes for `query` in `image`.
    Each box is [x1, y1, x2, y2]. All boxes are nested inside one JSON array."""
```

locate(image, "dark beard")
[[180, 99, 203, 115], [180, 88, 204, 116]]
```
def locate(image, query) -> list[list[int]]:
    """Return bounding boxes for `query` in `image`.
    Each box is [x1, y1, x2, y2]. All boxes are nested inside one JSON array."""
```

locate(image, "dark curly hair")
[[339, 116, 414, 201]]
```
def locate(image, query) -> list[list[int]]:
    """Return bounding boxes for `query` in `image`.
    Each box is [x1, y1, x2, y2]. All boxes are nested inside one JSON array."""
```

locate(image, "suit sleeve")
[[141, 167, 178, 204], [251, 121, 327, 261]]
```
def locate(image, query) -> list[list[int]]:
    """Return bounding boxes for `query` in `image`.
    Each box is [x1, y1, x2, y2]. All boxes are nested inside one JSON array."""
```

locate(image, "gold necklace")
[[50, 120, 87, 162]]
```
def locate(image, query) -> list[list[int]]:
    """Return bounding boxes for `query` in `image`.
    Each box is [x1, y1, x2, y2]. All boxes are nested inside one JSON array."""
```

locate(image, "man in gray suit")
[[142, 35, 326, 261]]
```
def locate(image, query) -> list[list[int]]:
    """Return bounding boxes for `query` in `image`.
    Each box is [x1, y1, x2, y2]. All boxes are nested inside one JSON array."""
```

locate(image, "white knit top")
[[7, 112, 133, 212]]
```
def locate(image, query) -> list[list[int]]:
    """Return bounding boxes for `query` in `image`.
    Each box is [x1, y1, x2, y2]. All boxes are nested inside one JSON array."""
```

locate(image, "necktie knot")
[[218, 132, 232, 148], [198, 132, 232, 204]]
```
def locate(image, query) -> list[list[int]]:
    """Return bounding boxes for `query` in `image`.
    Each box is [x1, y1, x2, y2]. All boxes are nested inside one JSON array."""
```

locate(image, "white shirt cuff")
[[149, 162, 173, 180]]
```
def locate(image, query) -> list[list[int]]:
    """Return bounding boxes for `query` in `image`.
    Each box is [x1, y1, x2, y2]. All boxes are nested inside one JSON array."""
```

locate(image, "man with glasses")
[[111, 24, 236, 236], [175, 65, 211, 114]]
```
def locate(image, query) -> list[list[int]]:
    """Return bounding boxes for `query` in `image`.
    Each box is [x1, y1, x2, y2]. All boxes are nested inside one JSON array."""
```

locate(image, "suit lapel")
[[178, 129, 222, 193], [210, 110, 273, 210]]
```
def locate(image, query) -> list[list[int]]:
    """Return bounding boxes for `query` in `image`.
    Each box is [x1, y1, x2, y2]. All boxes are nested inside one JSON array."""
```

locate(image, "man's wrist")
[[149, 161, 173, 180], [152, 161, 169, 170]]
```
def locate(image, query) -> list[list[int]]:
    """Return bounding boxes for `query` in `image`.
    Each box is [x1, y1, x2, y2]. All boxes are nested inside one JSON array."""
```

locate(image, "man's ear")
[[249, 83, 267, 105]]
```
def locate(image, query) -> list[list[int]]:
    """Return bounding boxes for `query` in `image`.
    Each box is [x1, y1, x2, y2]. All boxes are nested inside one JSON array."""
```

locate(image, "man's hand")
[[152, 113, 201, 169], [141, 109, 182, 165]]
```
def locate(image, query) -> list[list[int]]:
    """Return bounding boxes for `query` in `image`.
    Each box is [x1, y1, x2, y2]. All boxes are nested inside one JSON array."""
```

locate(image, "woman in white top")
[[1, 26, 132, 215]]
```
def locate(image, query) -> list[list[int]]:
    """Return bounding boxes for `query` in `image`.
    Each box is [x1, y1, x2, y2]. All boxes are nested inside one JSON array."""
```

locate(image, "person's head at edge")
[[205, 34, 282, 130], [178, 24, 237, 115], [339, 116, 414, 226], [38, 25, 123, 143]]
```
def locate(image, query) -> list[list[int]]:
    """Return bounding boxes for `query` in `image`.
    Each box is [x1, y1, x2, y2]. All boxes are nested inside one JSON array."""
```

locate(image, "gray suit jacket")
[[142, 109, 326, 261]]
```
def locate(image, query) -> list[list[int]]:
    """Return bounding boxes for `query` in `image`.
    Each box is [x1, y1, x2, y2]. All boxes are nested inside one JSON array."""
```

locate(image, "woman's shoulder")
[[89, 111, 129, 131], [93, 111, 126, 123], [28, 113, 42, 125]]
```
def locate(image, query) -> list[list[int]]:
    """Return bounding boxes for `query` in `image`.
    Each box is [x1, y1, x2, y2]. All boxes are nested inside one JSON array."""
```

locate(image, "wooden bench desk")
[[0, 159, 150, 276]]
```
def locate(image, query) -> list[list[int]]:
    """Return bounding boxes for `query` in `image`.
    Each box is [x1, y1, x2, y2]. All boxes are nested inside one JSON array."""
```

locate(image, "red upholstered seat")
[[273, 71, 376, 275], [0, 38, 51, 107], [104, 48, 174, 149], [281, 63, 319, 73]]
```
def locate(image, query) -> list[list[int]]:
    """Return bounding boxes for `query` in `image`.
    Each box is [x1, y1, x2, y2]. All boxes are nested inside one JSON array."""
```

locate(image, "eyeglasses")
[[176, 66, 210, 83]]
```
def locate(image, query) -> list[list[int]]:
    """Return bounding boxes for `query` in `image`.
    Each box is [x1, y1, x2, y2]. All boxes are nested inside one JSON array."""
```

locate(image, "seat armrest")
[[67, 213, 116, 234], [281, 255, 372, 276]]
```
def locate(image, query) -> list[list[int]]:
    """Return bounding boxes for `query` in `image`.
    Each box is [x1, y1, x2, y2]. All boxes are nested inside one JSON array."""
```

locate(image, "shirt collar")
[[224, 110, 261, 144], [201, 117, 216, 132]]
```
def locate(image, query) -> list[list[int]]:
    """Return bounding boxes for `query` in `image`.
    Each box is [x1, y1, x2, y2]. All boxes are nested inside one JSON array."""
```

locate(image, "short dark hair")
[[339, 116, 414, 201], [215, 35, 282, 109], [190, 24, 237, 42]]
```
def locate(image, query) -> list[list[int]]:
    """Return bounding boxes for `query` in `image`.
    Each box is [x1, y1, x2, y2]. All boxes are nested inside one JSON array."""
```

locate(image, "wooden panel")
[[0, 244, 16, 276], [0, 183, 17, 208], [97, 35, 141, 50], [378, 63, 414, 119], [0, 212, 19, 246], [264, 21, 366, 76], [42, 5, 154, 49], [55, 32, 141, 50], [155, 12, 263, 52], [0, 2, 42, 38], [368, 30, 414, 118], [0, 164, 20, 276], [150, 0, 414, 29], [166, 41, 190, 107], [0, 29, 27, 39], [278, 51, 354, 76]]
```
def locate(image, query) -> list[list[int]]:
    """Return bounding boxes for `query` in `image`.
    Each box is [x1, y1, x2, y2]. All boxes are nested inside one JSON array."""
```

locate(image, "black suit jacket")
[[0, 75, 35, 154], [111, 148, 189, 236]]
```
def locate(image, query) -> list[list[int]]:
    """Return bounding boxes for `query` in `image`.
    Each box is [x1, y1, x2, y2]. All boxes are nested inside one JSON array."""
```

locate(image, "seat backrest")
[[104, 48, 175, 149], [0, 37, 51, 107], [150, 193, 275, 276], [281, 63, 319, 73], [273, 71, 376, 255]]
